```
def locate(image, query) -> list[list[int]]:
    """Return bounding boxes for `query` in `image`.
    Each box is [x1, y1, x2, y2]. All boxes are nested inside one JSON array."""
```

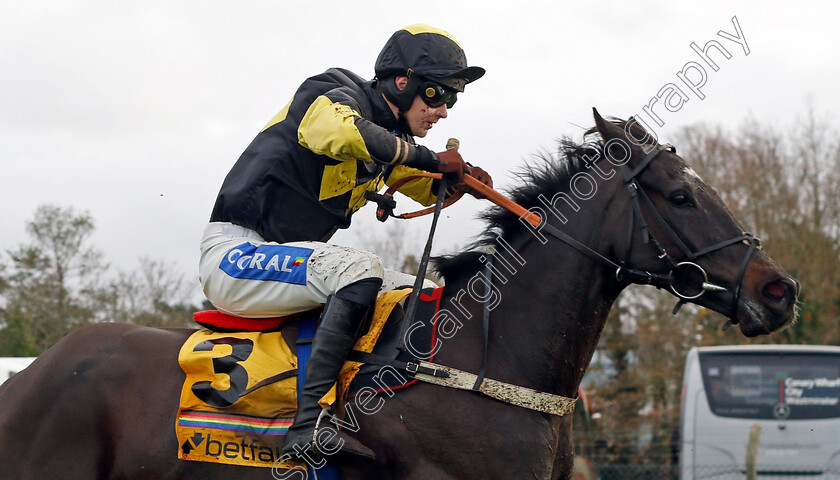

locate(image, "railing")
[[582, 464, 840, 480]]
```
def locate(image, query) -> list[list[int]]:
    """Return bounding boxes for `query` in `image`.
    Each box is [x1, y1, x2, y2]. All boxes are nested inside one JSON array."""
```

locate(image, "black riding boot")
[[282, 279, 380, 461]]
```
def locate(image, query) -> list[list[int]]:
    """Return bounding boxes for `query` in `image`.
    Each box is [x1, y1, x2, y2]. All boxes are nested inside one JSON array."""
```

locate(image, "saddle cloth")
[[175, 287, 443, 469]]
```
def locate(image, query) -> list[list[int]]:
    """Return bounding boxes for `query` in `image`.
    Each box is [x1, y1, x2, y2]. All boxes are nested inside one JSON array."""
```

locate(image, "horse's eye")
[[669, 191, 694, 208]]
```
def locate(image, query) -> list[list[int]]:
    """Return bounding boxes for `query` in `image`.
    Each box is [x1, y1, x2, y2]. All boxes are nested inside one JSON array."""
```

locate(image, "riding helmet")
[[375, 24, 485, 112]]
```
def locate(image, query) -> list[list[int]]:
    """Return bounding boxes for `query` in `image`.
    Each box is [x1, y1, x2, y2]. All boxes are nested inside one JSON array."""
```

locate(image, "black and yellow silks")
[[210, 68, 444, 244]]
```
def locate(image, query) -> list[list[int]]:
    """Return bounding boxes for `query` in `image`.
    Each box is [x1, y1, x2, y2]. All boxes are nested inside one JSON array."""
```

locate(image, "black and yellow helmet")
[[376, 24, 485, 111]]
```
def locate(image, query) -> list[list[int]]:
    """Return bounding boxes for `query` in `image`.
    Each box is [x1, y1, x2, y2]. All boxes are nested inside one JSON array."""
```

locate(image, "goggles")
[[419, 82, 458, 109]]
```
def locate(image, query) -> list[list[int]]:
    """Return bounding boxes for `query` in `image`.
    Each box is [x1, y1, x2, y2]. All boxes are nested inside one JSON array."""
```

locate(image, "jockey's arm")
[[383, 165, 441, 206], [296, 88, 440, 172]]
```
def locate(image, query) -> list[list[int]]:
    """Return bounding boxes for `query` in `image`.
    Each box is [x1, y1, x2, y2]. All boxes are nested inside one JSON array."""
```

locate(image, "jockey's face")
[[391, 76, 448, 138]]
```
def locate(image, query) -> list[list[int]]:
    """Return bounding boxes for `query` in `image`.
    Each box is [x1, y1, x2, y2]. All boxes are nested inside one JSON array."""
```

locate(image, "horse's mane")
[[433, 117, 646, 284]]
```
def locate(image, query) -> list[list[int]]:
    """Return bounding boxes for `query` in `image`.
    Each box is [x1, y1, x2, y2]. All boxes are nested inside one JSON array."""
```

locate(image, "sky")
[[2, 1, 839, 301]]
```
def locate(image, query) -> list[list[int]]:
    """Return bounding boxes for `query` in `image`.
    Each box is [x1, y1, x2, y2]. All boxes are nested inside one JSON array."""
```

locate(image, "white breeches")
[[199, 222, 436, 318]]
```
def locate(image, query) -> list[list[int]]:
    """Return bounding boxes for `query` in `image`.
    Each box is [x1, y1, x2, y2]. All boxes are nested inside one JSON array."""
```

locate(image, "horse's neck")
[[499, 237, 618, 395], [446, 197, 623, 398]]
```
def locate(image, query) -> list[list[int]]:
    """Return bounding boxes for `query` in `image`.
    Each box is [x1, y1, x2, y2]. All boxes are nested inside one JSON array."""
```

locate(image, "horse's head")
[[592, 108, 799, 337]]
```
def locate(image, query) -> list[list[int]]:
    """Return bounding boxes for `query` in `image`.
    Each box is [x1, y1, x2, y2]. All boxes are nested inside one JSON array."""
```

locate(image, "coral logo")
[[219, 243, 312, 285]]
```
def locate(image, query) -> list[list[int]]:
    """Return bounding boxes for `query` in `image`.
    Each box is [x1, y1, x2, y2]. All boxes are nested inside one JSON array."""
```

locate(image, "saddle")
[[192, 287, 443, 395], [176, 287, 444, 470]]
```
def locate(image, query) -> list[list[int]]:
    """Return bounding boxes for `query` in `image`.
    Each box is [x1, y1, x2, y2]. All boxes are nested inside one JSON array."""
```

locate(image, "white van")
[[0, 357, 36, 387], [680, 345, 840, 479]]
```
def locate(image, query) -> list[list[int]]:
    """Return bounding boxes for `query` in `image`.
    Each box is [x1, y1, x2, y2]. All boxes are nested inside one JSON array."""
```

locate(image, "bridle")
[[358, 141, 763, 415], [528, 142, 761, 323], [372, 142, 762, 323]]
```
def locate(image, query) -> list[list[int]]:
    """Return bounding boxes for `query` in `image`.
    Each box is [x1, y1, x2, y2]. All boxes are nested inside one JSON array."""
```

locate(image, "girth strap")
[[411, 361, 577, 416], [346, 351, 577, 416]]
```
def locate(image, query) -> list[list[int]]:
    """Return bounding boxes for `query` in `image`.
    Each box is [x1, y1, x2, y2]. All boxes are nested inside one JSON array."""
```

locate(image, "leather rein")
[[359, 145, 760, 416], [374, 143, 760, 323]]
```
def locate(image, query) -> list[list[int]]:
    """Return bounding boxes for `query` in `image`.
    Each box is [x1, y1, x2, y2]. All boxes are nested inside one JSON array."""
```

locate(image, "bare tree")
[[106, 257, 197, 328]]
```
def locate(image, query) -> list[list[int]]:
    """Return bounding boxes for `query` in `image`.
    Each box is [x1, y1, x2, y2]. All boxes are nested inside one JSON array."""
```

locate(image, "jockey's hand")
[[435, 149, 468, 182], [453, 165, 494, 199], [468, 166, 493, 189]]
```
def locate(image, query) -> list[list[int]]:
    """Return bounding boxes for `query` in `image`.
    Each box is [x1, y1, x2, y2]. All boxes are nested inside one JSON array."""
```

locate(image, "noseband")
[[532, 143, 761, 323]]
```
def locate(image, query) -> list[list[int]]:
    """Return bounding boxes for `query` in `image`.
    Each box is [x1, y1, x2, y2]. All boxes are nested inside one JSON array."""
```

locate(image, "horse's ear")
[[592, 107, 628, 144], [592, 107, 609, 133], [592, 107, 650, 161]]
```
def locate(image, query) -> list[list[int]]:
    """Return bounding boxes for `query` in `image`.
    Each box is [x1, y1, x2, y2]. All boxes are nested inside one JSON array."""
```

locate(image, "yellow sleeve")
[[386, 165, 440, 206], [297, 95, 374, 163]]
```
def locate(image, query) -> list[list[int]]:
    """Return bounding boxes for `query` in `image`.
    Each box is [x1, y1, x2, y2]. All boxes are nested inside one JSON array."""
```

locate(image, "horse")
[[0, 109, 799, 479]]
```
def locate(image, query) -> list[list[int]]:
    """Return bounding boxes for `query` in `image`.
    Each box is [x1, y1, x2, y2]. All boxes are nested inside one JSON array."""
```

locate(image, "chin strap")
[[379, 72, 422, 114], [395, 109, 412, 136]]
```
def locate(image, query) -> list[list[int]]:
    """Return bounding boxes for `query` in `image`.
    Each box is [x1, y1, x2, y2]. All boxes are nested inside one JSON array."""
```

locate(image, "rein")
[[373, 172, 540, 227], [372, 173, 464, 221], [366, 173, 578, 416], [374, 144, 760, 323], [362, 143, 760, 415]]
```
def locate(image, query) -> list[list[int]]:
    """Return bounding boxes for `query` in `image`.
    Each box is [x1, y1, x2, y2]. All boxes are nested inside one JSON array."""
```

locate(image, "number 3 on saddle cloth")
[[175, 286, 444, 471]]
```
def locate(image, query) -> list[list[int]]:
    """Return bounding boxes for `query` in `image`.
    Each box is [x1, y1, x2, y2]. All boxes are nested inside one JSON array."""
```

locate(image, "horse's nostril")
[[764, 281, 786, 300], [762, 278, 797, 306]]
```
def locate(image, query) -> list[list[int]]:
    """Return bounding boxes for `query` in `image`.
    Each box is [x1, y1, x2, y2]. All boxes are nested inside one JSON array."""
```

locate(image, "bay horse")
[[0, 110, 798, 479]]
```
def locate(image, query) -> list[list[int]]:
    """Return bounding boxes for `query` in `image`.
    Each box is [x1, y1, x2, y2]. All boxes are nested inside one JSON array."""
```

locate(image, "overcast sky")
[[2, 1, 838, 300]]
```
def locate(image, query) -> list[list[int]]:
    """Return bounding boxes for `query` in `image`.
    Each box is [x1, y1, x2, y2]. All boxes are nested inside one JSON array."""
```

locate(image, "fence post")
[[745, 422, 761, 480]]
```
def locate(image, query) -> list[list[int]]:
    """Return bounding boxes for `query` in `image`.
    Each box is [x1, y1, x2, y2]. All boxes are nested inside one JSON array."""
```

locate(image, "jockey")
[[199, 24, 492, 459]]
